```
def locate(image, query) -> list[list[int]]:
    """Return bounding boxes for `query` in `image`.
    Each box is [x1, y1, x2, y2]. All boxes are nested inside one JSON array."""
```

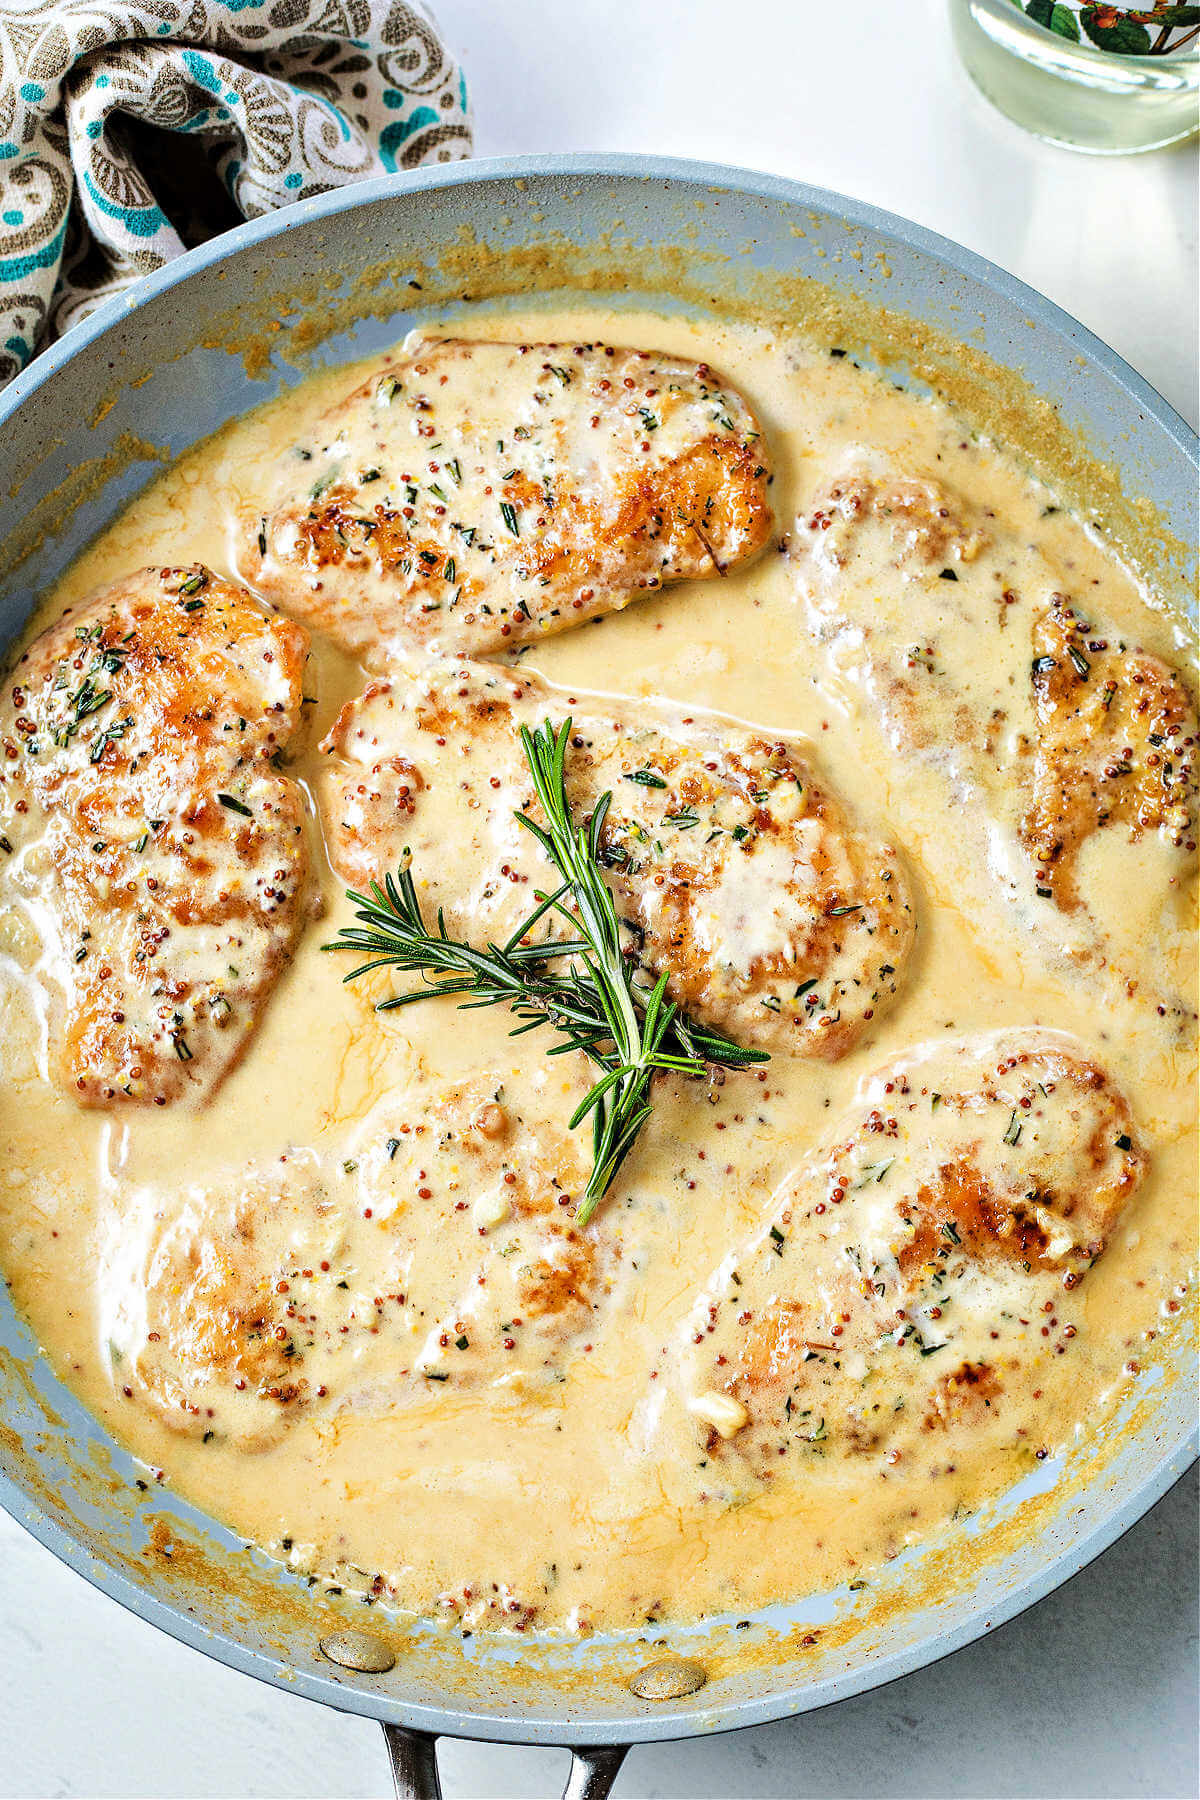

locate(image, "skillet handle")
[[381, 1724, 628, 1800]]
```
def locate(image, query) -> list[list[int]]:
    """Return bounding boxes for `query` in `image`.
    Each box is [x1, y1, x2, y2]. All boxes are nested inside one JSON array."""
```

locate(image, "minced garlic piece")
[[686, 1391, 749, 1439], [473, 1187, 511, 1231]]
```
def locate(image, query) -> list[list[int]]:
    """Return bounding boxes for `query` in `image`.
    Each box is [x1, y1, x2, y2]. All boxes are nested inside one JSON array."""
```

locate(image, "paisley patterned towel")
[[0, 1, 473, 385]]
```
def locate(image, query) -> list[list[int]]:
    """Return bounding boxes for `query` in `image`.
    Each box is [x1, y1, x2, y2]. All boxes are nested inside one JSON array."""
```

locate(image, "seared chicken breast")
[[246, 336, 773, 661], [320, 656, 916, 1060], [0, 567, 311, 1106], [98, 1079, 617, 1449], [1023, 593, 1197, 909], [788, 460, 1197, 915], [649, 1030, 1143, 1487], [790, 464, 996, 758]]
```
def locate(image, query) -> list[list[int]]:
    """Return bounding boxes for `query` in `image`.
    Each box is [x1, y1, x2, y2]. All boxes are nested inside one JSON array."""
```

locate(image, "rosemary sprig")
[[325, 717, 767, 1225], [517, 719, 767, 1220]]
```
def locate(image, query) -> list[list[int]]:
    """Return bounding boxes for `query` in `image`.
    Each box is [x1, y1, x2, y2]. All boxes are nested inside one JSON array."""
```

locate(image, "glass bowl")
[[951, 0, 1200, 152]]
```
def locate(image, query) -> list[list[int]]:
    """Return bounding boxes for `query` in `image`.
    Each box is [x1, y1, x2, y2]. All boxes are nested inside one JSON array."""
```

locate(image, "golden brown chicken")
[[320, 655, 917, 1061], [789, 461, 1198, 919], [653, 1030, 1144, 1484], [1022, 593, 1197, 909], [246, 336, 773, 661], [98, 1078, 618, 1449], [0, 566, 312, 1106]]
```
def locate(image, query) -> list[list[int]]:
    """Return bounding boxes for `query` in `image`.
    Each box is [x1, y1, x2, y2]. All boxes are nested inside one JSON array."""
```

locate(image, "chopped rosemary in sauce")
[[88, 717, 132, 764]]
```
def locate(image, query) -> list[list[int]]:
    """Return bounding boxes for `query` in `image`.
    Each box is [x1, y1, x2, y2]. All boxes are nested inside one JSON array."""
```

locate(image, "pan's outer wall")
[[0, 156, 1195, 1749]]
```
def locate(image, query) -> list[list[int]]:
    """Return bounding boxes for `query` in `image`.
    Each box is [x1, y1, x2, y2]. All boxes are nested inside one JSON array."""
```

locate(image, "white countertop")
[[2, 2, 1196, 1795]]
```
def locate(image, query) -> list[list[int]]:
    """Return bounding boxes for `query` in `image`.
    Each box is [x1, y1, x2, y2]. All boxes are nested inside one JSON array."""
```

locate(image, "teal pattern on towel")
[[0, 1, 473, 383]]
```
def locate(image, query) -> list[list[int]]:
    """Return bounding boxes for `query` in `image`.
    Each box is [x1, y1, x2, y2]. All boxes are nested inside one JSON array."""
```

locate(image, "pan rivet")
[[627, 1656, 707, 1700], [318, 1630, 396, 1674]]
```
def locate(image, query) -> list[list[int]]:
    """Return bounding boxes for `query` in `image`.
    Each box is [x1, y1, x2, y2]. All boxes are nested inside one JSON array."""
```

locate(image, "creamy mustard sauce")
[[0, 307, 1194, 1635]]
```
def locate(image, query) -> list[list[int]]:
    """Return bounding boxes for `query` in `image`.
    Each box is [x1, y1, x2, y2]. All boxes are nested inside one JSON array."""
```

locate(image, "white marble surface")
[[2, 1, 1196, 1795]]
